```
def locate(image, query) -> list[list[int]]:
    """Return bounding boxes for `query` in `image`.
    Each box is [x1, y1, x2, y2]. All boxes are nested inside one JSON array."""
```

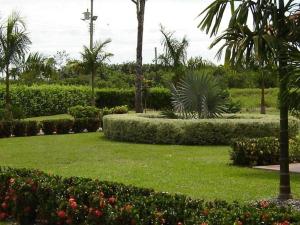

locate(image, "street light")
[[82, 0, 98, 50]]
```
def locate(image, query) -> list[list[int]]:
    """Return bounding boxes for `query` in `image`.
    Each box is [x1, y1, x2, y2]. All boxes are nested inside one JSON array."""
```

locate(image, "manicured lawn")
[[0, 132, 299, 202], [230, 88, 278, 112], [24, 114, 73, 121]]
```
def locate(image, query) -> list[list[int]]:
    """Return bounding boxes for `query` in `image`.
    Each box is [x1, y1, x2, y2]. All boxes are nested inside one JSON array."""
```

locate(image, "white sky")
[[1, 0, 231, 64]]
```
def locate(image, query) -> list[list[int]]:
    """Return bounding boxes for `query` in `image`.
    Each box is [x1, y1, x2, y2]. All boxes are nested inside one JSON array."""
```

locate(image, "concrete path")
[[254, 163, 300, 173]]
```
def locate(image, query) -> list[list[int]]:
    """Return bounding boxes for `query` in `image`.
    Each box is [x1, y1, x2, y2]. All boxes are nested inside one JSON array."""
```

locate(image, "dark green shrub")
[[96, 88, 135, 108], [103, 114, 299, 145], [26, 121, 39, 136], [231, 137, 300, 166], [42, 120, 56, 135], [12, 121, 27, 137], [0, 121, 12, 138], [56, 119, 74, 134], [85, 118, 100, 132], [0, 167, 299, 225], [68, 105, 100, 119], [73, 119, 86, 133]]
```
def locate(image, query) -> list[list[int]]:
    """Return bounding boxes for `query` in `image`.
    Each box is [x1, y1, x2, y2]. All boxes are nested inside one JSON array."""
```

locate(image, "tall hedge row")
[[0, 85, 172, 117], [103, 114, 300, 145]]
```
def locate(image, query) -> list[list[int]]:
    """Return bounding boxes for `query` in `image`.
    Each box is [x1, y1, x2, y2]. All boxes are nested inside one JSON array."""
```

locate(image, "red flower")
[[70, 201, 77, 209], [235, 221, 243, 225], [57, 210, 66, 219], [94, 209, 103, 218], [259, 200, 269, 208], [178, 222, 183, 225], [69, 198, 76, 204], [1, 203, 8, 209], [108, 196, 116, 205]]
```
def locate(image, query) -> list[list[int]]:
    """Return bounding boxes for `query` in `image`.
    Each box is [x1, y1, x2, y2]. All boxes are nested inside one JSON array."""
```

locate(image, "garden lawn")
[[0, 132, 299, 202]]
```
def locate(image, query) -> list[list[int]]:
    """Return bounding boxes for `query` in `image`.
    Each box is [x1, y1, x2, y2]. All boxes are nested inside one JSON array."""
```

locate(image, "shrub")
[[42, 120, 56, 135], [85, 118, 100, 132], [56, 119, 74, 134], [0, 168, 299, 225], [68, 105, 100, 119], [12, 121, 27, 137], [0, 85, 173, 117], [111, 105, 129, 114], [231, 137, 300, 166], [0, 121, 12, 138], [26, 121, 39, 136], [103, 114, 299, 145], [73, 119, 86, 133]]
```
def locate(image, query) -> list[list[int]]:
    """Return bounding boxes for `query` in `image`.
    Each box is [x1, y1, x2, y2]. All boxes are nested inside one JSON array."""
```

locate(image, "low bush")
[[12, 121, 27, 137], [0, 121, 12, 138], [72, 119, 86, 133], [85, 118, 101, 132], [103, 114, 299, 145], [41, 120, 56, 135], [68, 105, 100, 119], [56, 119, 74, 134], [231, 137, 300, 166], [26, 121, 39, 136], [0, 167, 299, 225]]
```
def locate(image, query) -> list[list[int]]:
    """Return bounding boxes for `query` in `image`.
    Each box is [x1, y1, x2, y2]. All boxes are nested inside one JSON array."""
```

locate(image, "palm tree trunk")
[[135, 0, 145, 113], [5, 65, 10, 106], [91, 69, 95, 106], [260, 77, 266, 114], [5, 64, 12, 120], [278, 0, 291, 200]]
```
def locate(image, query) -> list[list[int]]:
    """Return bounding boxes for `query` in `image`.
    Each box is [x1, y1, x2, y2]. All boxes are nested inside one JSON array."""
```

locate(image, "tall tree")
[[81, 39, 113, 106], [199, 0, 300, 200], [0, 12, 31, 118], [160, 26, 189, 84], [131, 0, 146, 113], [21, 52, 57, 83]]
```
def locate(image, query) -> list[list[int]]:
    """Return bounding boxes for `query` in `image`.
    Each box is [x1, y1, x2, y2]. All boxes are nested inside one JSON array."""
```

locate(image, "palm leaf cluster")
[[160, 25, 189, 83], [171, 72, 226, 119]]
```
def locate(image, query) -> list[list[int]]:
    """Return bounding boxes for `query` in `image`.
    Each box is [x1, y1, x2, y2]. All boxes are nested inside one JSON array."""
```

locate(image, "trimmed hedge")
[[0, 118, 100, 138], [0, 85, 172, 117], [103, 114, 299, 145], [0, 167, 299, 225], [231, 137, 300, 166]]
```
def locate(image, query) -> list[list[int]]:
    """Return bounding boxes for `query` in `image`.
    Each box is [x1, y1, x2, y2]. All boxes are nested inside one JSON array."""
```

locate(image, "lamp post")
[[82, 0, 98, 50]]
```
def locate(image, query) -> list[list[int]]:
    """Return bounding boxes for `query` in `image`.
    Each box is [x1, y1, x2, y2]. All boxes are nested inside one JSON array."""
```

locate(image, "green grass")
[[0, 132, 299, 202], [230, 88, 278, 113], [23, 114, 72, 121]]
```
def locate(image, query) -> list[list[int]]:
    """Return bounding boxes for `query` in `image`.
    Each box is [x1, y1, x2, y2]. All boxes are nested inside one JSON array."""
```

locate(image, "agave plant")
[[171, 72, 227, 119]]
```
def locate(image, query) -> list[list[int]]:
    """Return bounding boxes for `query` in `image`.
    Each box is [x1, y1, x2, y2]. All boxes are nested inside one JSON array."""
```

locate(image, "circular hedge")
[[103, 114, 299, 145]]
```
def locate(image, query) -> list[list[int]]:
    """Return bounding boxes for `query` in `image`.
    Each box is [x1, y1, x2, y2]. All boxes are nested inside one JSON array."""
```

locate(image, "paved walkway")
[[254, 163, 300, 173]]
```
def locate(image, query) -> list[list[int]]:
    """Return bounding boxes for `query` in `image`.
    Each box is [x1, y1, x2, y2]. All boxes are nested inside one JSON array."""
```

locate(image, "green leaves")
[[170, 72, 227, 119]]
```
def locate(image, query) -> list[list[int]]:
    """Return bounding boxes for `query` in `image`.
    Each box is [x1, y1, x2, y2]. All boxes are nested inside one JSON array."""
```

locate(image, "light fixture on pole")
[[81, 0, 98, 50]]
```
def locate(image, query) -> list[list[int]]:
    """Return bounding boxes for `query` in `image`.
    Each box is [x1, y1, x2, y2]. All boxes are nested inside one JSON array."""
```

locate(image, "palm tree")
[[199, 0, 300, 200], [171, 72, 227, 119], [0, 12, 31, 118], [21, 52, 57, 83], [81, 39, 113, 106], [160, 25, 189, 84], [131, 0, 146, 113]]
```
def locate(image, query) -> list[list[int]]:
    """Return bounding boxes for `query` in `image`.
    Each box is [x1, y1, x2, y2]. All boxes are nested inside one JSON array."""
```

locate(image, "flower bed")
[[231, 137, 300, 166], [103, 114, 299, 145], [0, 168, 299, 225]]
